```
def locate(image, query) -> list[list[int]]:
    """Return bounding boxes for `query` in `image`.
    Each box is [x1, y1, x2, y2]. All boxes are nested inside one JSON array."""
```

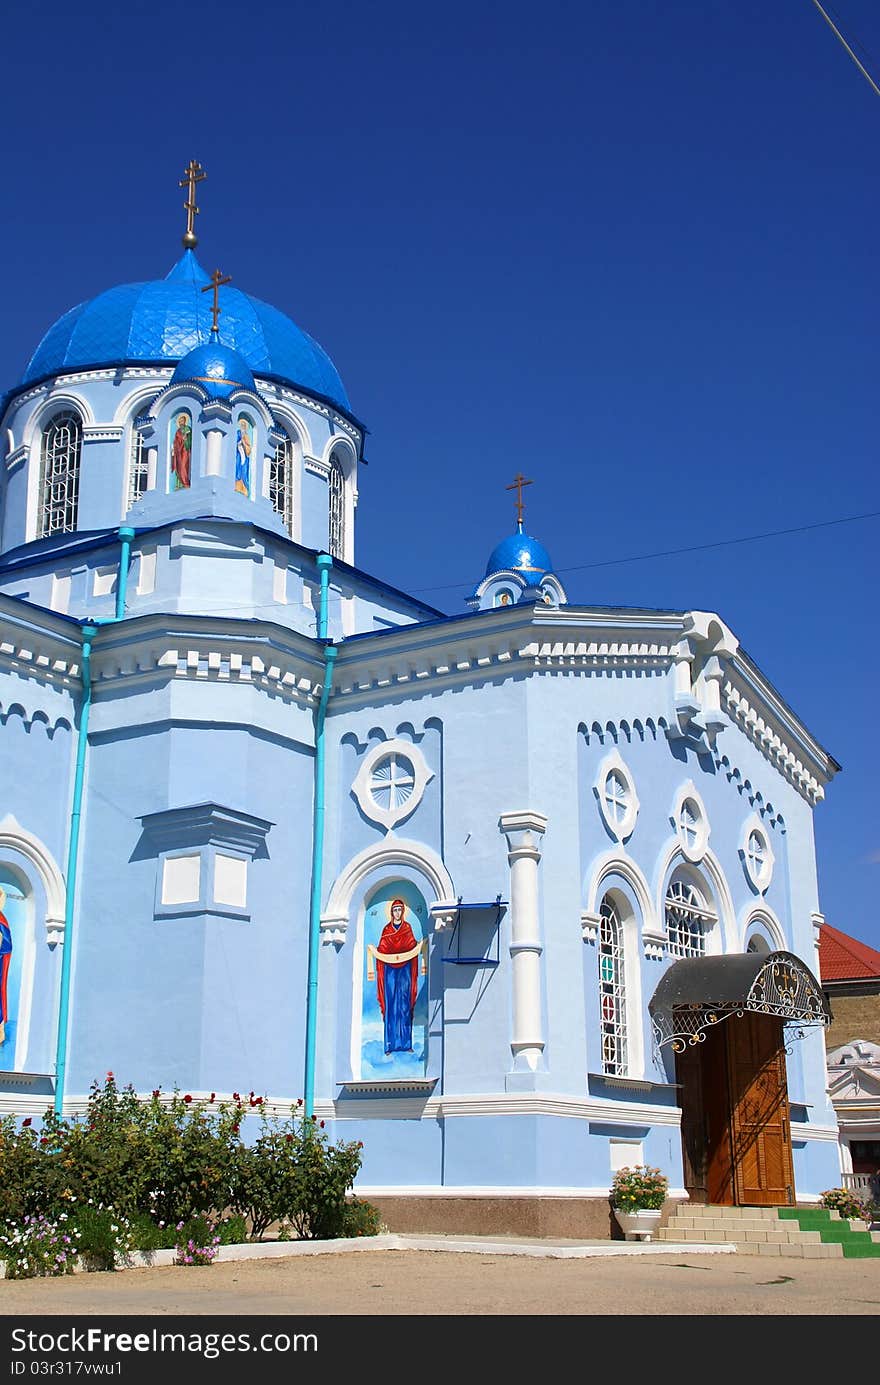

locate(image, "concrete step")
[[666, 1216, 809, 1233], [675, 1205, 781, 1219], [657, 1227, 823, 1245]]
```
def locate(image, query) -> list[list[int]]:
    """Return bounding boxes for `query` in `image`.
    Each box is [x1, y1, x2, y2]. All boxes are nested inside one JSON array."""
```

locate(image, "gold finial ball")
[[182, 230, 198, 249]]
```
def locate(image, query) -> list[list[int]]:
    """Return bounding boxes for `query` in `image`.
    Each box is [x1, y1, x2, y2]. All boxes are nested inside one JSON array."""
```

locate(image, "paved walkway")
[[0, 1234, 877, 1316]]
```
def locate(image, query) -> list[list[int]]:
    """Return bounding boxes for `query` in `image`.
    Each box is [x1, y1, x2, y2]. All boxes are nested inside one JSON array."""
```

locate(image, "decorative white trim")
[[584, 850, 660, 956], [333, 1089, 685, 1125], [350, 738, 434, 833], [655, 840, 736, 955], [0, 815, 66, 944], [321, 839, 456, 942], [82, 426, 124, 444], [670, 780, 710, 864], [21, 391, 96, 450], [594, 749, 640, 844], [740, 812, 775, 894], [740, 903, 786, 953], [580, 910, 600, 943]]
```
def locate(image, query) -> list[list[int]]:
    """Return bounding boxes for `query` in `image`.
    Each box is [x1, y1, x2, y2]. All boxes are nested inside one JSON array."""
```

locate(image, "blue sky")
[[0, 1, 876, 948]]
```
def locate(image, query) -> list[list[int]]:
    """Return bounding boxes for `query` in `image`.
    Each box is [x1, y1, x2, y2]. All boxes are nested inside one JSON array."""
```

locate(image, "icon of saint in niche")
[[367, 899, 426, 1054], [0, 887, 13, 1047], [171, 412, 192, 490], [235, 416, 252, 496]]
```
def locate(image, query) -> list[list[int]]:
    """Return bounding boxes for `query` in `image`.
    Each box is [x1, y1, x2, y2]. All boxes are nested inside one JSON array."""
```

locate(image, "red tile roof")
[[819, 922, 880, 982]]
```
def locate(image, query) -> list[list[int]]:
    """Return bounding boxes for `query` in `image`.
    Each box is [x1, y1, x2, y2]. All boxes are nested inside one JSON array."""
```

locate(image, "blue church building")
[[0, 177, 841, 1234]]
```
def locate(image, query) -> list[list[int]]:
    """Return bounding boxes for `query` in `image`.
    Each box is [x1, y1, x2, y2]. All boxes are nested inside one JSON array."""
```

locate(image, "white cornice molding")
[[82, 426, 124, 444], [0, 609, 81, 691], [331, 608, 835, 804], [328, 1090, 684, 1125]]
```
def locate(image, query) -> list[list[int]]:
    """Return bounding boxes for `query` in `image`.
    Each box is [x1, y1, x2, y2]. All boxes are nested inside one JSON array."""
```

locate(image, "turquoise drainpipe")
[[304, 553, 336, 1119], [53, 527, 135, 1118]]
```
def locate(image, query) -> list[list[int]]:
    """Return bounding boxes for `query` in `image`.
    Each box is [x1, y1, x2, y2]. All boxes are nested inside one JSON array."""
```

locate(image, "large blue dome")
[[21, 251, 350, 411], [485, 528, 553, 578]]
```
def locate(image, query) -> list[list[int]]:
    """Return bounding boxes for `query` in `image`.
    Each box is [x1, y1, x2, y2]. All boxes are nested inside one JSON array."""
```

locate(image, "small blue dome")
[[485, 527, 553, 578], [170, 339, 255, 399], [21, 251, 350, 411]]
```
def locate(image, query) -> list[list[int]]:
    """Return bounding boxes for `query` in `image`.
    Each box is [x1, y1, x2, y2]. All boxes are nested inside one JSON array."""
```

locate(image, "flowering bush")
[[0, 1214, 77, 1279], [73, 1201, 135, 1272], [821, 1187, 868, 1222], [0, 1076, 372, 1275], [174, 1214, 222, 1267], [609, 1165, 668, 1212]]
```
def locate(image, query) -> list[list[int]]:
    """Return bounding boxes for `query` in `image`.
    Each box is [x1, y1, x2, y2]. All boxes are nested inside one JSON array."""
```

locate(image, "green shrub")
[[0, 1078, 368, 1273], [336, 1197, 384, 1238], [71, 1202, 134, 1272]]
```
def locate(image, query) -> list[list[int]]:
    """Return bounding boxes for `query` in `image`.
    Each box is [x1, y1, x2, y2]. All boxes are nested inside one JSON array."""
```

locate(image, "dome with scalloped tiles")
[[21, 251, 349, 411]]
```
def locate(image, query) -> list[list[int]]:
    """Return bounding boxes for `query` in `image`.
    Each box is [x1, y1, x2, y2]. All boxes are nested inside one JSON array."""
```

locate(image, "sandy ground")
[[1, 1245, 879, 1317]]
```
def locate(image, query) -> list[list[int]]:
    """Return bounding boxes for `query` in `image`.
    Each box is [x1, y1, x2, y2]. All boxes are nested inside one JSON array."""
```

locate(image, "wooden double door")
[[677, 1011, 795, 1206]]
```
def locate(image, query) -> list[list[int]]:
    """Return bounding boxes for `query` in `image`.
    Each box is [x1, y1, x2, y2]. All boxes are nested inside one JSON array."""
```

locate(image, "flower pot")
[[613, 1207, 663, 1242]]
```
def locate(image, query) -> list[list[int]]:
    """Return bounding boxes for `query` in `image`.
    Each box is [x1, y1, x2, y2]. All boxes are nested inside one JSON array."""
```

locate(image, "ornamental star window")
[[351, 739, 434, 832], [594, 752, 639, 843]]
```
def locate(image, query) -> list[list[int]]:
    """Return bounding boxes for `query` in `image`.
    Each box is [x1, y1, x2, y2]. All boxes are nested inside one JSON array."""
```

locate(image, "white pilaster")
[[205, 429, 223, 477], [499, 811, 548, 1073]]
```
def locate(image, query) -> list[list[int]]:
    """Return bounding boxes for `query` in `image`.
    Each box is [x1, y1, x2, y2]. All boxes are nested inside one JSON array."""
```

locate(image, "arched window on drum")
[[328, 448, 346, 560], [38, 411, 82, 537], [598, 894, 627, 1076], [270, 431, 295, 537]]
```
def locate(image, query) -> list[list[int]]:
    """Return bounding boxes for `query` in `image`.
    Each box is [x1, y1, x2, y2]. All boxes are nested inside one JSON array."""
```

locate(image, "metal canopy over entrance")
[[649, 950, 830, 1052]]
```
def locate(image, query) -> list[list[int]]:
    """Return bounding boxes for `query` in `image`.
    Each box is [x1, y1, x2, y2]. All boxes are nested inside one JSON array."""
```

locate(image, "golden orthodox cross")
[[201, 269, 232, 334], [179, 159, 207, 249], [506, 472, 533, 525]]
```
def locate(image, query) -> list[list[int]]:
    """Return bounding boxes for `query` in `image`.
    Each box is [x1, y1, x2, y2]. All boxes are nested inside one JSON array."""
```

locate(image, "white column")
[[146, 447, 158, 491], [205, 429, 223, 477], [499, 811, 548, 1072]]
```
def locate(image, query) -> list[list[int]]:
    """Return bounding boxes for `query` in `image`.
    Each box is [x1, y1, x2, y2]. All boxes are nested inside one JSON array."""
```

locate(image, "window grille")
[[127, 428, 149, 511], [665, 878, 713, 958], [270, 434, 294, 536], [599, 896, 627, 1075], [368, 753, 416, 813], [38, 412, 82, 537], [328, 449, 346, 559], [603, 770, 630, 829]]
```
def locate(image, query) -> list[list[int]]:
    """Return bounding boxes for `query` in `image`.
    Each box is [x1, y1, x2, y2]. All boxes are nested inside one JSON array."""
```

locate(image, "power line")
[[411, 508, 880, 594], [811, 0, 880, 98]]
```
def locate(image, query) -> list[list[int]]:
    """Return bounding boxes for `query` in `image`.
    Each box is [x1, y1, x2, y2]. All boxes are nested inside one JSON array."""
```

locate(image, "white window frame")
[[351, 739, 434, 833], [741, 813, 775, 894], [670, 781, 710, 863], [595, 750, 640, 843]]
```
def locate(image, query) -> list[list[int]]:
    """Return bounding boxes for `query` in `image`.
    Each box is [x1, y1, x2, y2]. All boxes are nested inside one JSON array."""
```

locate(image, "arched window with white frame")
[[270, 431, 295, 537], [328, 447, 346, 560], [598, 894, 628, 1075], [38, 411, 82, 537], [665, 876, 716, 958]]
